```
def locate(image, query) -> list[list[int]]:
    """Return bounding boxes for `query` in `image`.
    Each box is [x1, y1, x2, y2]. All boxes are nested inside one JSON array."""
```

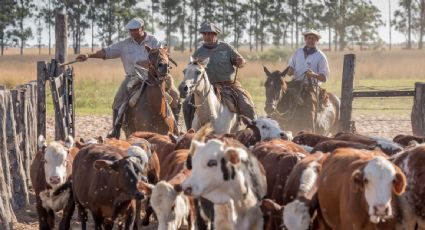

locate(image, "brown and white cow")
[[182, 138, 267, 230], [251, 139, 306, 230], [310, 139, 376, 153], [282, 152, 328, 230], [139, 168, 195, 230], [392, 134, 425, 147], [318, 148, 406, 229], [30, 135, 76, 230], [391, 143, 425, 229], [71, 144, 149, 229]]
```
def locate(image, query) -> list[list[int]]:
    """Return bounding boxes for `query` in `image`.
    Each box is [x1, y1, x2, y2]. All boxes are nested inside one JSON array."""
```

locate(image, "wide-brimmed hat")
[[125, 18, 144, 30], [199, 22, 221, 34], [303, 29, 321, 39]]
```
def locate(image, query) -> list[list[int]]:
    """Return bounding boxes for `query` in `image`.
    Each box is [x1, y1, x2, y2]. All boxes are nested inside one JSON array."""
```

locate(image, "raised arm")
[[76, 49, 106, 62]]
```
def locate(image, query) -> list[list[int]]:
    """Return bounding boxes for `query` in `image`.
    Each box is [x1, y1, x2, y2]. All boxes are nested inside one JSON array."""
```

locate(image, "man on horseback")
[[76, 17, 181, 138], [286, 29, 330, 132], [183, 22, 256, 129]]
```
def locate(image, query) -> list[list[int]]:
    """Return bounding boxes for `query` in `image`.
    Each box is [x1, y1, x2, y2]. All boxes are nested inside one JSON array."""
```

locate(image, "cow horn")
[[188, 123, 213, 156]]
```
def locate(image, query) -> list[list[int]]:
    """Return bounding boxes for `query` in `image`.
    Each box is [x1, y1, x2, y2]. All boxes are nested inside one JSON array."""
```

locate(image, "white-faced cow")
[[182, 138, 267, 230], [318, 148, 406, 229], [30, 135, 75, 230]]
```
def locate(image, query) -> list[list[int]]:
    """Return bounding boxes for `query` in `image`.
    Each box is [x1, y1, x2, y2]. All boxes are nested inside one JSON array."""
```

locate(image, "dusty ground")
[[13, 113, 412, 229]]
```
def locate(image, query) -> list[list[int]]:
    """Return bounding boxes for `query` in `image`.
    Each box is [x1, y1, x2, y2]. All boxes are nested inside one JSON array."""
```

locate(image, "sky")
[[26, 0, 406, 47]]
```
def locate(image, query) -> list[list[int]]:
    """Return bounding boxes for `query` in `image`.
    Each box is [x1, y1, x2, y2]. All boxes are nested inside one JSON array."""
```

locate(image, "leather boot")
[[106, 110, 121, 139]]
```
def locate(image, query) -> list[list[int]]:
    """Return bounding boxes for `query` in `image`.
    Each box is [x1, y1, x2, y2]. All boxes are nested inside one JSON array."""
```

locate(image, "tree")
[[0, 0, 16, 55], [11, 0, 35, 55], [159, 0, 182, 50], [393, 0, 416, 49], [38, 0, 54, 54], [36, 16, 43, 55]]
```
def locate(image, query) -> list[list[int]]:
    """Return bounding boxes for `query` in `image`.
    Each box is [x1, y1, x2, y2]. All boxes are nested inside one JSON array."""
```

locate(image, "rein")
[[187, 66, 213, 108]]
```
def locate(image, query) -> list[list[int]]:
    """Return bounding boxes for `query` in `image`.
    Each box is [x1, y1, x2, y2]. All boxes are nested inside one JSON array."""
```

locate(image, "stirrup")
[[106, 128, 120, 139]]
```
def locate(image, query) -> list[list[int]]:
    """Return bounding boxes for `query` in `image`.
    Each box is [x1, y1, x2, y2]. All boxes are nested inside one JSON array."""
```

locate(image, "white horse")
[[178, 57, 238, 134]]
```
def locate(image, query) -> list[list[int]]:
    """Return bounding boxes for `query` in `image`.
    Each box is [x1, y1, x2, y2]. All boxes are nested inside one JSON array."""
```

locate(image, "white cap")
[[125, 18, 144, 30], [303, 29, 321, 39]]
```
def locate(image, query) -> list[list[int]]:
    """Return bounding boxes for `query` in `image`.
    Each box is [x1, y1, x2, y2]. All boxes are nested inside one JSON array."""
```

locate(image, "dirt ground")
[[12, 113, 412, 229]]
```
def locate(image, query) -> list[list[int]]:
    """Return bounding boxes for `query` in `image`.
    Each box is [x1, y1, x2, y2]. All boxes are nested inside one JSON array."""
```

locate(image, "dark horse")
[[124, 45, 175, 136], [263, 66, 340, 135]]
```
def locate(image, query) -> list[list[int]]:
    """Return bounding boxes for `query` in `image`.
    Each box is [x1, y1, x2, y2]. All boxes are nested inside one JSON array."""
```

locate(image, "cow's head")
[[94, 146, 149, 200], [352, 156, 406, 223], [40, 135, 74, 189], [182, 139, 250, 204], [243, 116, 291, 141], [145, 181, 188, 230], [292, 131, 327, 147]]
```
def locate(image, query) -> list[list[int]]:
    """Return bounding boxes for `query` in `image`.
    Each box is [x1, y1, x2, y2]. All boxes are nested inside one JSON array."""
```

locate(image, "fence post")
[[411, 82, 425, 136], [0, 90, 14, 230], [4, 90, 29, 209], [37, 61, 46, 139], [55, 12, 67, 65], [339, 54, 356, 133]]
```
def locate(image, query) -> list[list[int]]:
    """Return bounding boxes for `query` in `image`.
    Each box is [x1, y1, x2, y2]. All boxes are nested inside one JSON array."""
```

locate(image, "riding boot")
[[106, 109, 121, 139]]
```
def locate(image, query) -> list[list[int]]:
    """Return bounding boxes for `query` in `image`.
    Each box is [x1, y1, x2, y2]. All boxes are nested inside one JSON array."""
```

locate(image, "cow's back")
[[72, 144, 124, 215]]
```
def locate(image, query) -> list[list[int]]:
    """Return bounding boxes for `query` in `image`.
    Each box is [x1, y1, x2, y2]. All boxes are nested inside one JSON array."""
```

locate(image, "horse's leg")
[[191, 114, 201, 131]]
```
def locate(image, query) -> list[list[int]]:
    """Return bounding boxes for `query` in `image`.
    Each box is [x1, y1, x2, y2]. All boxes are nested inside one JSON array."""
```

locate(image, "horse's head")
[[146, 44, 171, 80], [178, 57, 210, 98], [263, 66, 288, 115]]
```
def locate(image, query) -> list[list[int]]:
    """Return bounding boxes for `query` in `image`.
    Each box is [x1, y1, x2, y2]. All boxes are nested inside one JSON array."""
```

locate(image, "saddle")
[[213, 82, 239, 114], [285, 80, 328, 112]]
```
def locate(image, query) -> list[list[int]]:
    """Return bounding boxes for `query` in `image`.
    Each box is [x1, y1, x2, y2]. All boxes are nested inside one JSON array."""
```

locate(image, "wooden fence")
[[0, 12, 74, 229], [340, 54, 425, 136], [0, 82, 37, 229]]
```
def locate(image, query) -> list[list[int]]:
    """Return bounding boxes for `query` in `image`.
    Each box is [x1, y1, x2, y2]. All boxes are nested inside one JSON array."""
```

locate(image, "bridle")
[[186, 63, 213, 108]]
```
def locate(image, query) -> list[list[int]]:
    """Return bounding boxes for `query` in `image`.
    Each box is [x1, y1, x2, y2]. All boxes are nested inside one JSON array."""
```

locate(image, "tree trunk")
[[407, 0, 412, 49], [419, 0, 425, 49], [328, 25, 331, 51]]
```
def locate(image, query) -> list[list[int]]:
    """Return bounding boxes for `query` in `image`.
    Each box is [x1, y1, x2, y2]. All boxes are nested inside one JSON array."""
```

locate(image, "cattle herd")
[[30, 116, 425, 230]]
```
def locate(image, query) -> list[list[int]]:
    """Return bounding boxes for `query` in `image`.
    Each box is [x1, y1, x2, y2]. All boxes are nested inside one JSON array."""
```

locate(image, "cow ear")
[[260, 199, 283, 215], [393, 168, 406, 195], [138, 181, 153, 196], [94, 160, 117, 171], [168, 132, 178, 144], [189, 140, 205, 156], [173, 184, 183, 193], [64, 136, 74, 149], [239, 115, 253, 126], [225, 147, 247, 165], [38, 135, 47, 149], [351, 169, 364, 193], [96, 136, 104, 144], [188, 128, 195, 134], [75, 139, 86, 149]]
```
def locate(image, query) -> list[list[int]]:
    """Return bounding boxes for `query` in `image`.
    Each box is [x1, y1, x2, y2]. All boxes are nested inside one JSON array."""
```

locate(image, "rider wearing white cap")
[[76, 17, 180, 138], [285, 29, 330, 132]]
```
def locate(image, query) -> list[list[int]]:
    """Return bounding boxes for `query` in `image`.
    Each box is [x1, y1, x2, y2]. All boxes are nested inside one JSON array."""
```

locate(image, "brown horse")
[[263, 66, 340, 136], [124, 45, 175, 137]]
